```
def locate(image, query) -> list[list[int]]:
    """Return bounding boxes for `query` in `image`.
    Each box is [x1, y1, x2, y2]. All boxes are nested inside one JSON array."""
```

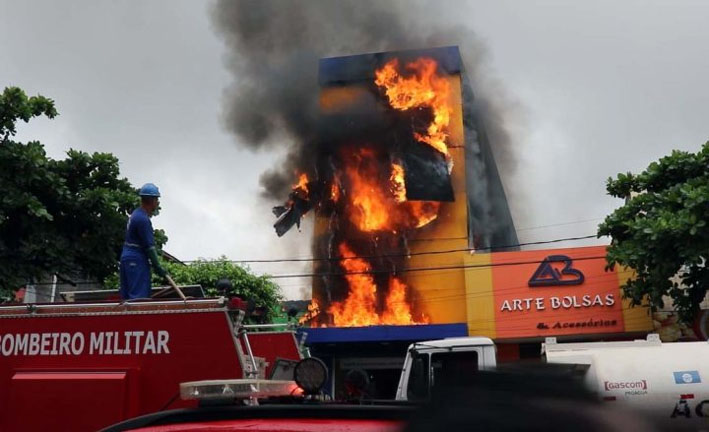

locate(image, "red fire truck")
[[0, 297, 307, 431], [6, 295, 657, 432]]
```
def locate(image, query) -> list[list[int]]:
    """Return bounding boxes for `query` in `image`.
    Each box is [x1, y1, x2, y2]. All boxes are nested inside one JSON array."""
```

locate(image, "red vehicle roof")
[[101, 405, 412, 432], [120, 418, 402, 432]]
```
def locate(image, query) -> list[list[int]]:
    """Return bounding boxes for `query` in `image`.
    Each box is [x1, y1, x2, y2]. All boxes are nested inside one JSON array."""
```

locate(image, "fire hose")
[[151, 275, 187, 300]]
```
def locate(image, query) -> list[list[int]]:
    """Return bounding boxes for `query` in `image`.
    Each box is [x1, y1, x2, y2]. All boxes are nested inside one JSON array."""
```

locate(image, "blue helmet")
[[139, 183, 161, 197]]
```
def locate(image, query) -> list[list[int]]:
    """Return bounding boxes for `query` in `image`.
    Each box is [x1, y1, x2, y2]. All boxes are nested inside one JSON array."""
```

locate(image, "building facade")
[[299, 46, 656, 398]]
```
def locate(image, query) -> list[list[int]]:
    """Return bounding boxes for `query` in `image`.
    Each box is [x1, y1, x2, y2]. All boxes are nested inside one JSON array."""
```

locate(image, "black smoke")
[[210, 0, 521, 205]]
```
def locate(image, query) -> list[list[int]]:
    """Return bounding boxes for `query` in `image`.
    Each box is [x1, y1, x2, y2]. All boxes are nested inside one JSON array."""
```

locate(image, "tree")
[[165, 258, 281, 303], [598, 142, 709, 322], [166, 259, 283, 322], [0, 87, 157, 300]]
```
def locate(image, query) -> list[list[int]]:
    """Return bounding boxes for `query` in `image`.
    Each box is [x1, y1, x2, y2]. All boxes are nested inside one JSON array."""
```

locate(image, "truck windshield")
[[406, 352, 430, 401], [432, 350, 479, 389]]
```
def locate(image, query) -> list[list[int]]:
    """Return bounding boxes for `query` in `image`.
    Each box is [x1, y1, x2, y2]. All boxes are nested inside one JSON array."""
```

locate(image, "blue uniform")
[[119, 208, 155, 299]]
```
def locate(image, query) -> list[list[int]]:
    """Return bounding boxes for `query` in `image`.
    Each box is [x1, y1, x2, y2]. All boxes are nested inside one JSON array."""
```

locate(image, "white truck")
[[396, 334, 709, 422], [395, 336, 497, 401]]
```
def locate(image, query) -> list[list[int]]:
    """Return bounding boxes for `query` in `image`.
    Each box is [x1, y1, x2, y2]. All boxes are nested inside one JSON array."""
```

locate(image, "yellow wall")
[[463, 253, 496, 338], [403, 75, 469, 324], [617, 267, 653, 333]]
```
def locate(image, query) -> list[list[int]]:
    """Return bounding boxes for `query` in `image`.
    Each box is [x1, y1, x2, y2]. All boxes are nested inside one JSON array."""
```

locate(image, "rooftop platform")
[[318, 45, 462, 85]]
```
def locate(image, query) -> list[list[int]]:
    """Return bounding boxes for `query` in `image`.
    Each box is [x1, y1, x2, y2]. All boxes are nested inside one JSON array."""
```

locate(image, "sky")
[[1, 0, 708, 299]]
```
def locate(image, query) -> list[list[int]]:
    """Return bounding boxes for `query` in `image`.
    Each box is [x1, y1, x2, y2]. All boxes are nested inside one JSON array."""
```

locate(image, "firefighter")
[[119, 183, 168, 299]]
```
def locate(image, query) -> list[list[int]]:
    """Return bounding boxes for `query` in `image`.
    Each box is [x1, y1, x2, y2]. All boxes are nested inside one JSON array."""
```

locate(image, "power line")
[[23, 234, 606, 287], [385, 217, 606, 242], [408, 218, 607, 241], [266, 254, 609, 279], [183, 234, 601, 264], [515, 217, 604, 232]]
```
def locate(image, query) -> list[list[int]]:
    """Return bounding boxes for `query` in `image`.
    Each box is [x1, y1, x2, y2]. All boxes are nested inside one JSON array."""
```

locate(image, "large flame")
[[300, 56, 453, 328], [345, 149, 392, 232], [375, 58, 452, 158], [343, 148, 439, 233], [328, 243, 380, 327], [381, 277, 415, 324], [327, 243, 429, 327]]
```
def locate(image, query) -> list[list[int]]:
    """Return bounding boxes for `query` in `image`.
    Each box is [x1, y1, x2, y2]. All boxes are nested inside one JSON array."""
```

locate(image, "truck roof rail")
[[0, 297, 227, 318], [542, 333, 663, 354]]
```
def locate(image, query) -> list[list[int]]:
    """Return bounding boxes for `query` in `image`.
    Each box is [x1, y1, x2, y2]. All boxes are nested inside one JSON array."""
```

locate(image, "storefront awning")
[[298, 323, 468, 344]]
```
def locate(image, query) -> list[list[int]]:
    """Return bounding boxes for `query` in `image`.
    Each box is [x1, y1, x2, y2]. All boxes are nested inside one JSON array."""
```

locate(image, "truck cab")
[[395, 337, 496, 401]]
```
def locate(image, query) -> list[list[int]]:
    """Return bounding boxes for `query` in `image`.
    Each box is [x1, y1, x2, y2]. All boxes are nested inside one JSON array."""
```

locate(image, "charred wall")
[[461, 70, 519, 252], [311, 46, 518, 326], [317, 46, 518, 253]]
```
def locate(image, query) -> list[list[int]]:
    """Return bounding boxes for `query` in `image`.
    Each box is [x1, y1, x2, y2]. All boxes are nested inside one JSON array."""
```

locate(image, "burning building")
[[271, 46, 653, 399], [275, 46, 518, 328]]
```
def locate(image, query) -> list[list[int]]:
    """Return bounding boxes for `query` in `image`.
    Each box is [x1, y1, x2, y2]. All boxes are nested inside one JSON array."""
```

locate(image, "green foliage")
[[0, 86, 161, 301], [165, 259, 282, 321], [104, 258, 282, 321], [1, 87, 57, 142], [154, 229, 168, 251], [598, 142, 709, 322]]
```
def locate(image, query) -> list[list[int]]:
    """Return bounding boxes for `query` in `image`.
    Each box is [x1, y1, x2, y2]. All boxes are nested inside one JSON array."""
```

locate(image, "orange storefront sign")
[[464, 245, 652, 339], [491, 246, 624, 339]]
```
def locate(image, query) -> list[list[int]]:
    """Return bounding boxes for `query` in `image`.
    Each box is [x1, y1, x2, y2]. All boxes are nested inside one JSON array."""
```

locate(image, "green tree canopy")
[[0, 86, 155, 300], [157, 259, 283, 322], [598, 142, 709, 322]]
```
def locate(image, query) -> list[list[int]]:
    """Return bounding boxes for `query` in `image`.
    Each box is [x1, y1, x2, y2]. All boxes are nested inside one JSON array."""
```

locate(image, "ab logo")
[[528, 255, 585, 287]]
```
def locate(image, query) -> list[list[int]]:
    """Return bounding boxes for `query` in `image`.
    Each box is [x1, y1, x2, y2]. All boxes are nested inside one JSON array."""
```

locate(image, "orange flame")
[[327, 242, 429, 327], [346, 155, 392, 232], [343, 148, 439, 232], [293, 173, 309, 194], [330, 182, 340, 202], [328, 243, 380, 327], [390, 162, 406, 203], [406, 201, 440, 229], [298, 299, 321, 325], [381, 277, 414, 324], [375, 58, 451, 158]]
